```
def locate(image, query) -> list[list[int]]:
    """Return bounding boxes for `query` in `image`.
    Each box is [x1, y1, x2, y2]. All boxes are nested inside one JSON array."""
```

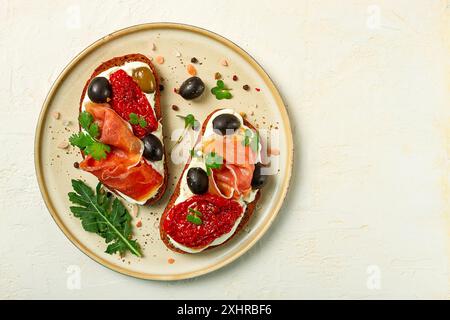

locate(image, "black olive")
[[251, 163, 267, 189], [142, 133, 163, 161], [212, 114, 241, 135], [87, 77, 112, 103], [187, 167, 209, 194], [179, 76, 205, 100]]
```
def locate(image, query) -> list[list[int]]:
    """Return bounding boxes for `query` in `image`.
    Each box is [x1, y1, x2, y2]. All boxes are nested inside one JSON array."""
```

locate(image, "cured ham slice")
[[209, 164, 254, 199], [204, 135, 256, 199], [80, 103, 163, 202], [84, 103, 143, 167]]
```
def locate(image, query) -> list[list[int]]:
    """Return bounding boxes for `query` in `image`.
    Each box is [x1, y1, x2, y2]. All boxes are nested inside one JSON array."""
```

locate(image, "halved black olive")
[[88, 77, 112, 103], [179, 76, 205, 100], [187, 167, 209, 194], [212, 114, 241, 135], [251, 163, 267, 189], [142, 133, 163, 161]]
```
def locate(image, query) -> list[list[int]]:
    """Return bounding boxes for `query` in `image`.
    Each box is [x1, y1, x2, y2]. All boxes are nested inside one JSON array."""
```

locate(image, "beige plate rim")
[[34, 22, 294, 281]]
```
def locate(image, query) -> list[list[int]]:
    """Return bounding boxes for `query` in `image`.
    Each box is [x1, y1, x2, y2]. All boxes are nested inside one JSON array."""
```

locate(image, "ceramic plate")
[[35, 23, 293, 280]]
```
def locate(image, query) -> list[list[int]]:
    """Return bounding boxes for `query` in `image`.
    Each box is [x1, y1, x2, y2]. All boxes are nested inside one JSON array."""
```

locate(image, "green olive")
[[132, 67, 156, 93]]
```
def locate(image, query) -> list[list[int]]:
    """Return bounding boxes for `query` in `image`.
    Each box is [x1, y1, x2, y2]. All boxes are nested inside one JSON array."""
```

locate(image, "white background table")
[[1, 0, 449, 299]]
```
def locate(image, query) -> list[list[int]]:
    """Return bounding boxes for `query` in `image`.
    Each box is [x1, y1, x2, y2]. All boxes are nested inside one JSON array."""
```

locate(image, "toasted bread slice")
[[160, 110, 261, 253], [79, 54, 168, 205]]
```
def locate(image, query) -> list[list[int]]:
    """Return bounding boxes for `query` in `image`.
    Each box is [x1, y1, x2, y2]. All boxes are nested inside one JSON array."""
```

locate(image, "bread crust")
[[160, 110, 261, 253], [79, 54, 168, 205]]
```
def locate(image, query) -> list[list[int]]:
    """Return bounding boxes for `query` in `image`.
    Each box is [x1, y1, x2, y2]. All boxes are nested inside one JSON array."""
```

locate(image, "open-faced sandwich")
[[160, 109, 267, 253], [70, 54, 167, 205]]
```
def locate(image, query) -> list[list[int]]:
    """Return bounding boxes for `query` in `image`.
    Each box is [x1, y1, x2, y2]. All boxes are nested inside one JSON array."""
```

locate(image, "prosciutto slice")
[[204, 135, 256, 199], [80, 103, 163, 202]]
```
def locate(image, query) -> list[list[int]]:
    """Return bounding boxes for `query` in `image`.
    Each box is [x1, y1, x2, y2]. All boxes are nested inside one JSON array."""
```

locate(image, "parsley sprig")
[[243, 128, 260, 152], [177, 114, 200, 131], [69, 111, 110, 160], [68, 179, 142, 257], [172, 114, 200, 150], [211, 80, 232, 100], [205, 151, 223, 176], [79, 111, 99, 137], [187, 207, 203, 225], [128, 113, 147, 128]]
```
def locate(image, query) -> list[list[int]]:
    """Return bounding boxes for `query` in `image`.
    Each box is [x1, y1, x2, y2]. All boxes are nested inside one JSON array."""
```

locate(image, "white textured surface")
[[1, 0, 449, 299]]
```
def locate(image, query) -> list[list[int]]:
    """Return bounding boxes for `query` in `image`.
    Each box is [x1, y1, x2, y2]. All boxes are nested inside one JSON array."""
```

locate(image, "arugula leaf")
[[205, 151, 223, 176], [68, 179, 142, 257]]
